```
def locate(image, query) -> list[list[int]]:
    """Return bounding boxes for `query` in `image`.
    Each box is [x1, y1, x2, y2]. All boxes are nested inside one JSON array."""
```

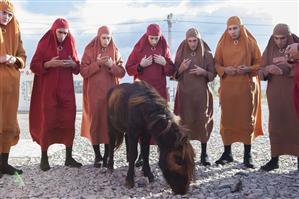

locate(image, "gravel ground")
[[1, 97, 299, 199]]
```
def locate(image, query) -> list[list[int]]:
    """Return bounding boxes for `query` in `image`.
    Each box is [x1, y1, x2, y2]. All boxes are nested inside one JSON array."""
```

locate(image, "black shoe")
[[40, 157, 50, 171], [200, 154, 211, 166], [0, 171, 2, 178], [1, 164, 23, 175], [215, 153, 234, 165], [244, 155, 254, 168], [65, 157, 82, 168], [260, 158, 279, 171], [94, 156, 102, 168], [0, 153, 23, 175]]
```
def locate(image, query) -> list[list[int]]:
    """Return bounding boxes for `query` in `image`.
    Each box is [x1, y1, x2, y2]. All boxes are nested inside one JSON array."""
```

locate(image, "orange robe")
[[80, 30, 125, 144], [214, 27, 263, 145], [0, 14, 26, 152]]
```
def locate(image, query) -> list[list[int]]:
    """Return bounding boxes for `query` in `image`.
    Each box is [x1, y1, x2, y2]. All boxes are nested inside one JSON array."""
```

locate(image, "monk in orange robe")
[[80, 26, 125, 168], [214, 16, 263, 168], [0, 0, 26, 177]]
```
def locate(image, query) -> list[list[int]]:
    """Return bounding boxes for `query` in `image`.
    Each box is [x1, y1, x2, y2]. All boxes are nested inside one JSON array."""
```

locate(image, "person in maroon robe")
[[29, 18, 82, 171], [126, 24, 175, 166]]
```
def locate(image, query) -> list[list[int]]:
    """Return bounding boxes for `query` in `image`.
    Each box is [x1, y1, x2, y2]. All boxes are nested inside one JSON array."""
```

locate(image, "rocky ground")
[[1, 98, 299, 199]]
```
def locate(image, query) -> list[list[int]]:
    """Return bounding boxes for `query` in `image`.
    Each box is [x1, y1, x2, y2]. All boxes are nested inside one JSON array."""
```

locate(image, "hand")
[[189, 65, 207, 76], [265, 64, 283, 75], [237, 65, 251, 75], [97, 54, 110, 66], [286, 43, 299, 60], [224, 66, 237, 76], [153, 54, 166, 66], [178, 58, 191, 74], [44, 56, 64, 68], [140, 55, 153, 68], [62, 56, 77, 68], [0, 55, 16, 65], [105, 57, 114, 69], [273, 56, 293, 68]]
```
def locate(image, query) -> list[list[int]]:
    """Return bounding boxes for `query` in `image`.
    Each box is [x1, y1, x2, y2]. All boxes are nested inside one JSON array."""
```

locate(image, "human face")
[[55, 28, 69, 43], [100, 33, 112, 48], [273, 34, 288, 49], [187, 37, 198, 51], [227, 25, 240, 40], [0, 10, 13, 26], [148, 35, 160, 47]]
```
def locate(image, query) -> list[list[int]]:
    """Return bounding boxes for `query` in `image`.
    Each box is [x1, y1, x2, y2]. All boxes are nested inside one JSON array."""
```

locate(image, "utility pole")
[[166, 13, 176, 105], [167, 13, 173, 53]]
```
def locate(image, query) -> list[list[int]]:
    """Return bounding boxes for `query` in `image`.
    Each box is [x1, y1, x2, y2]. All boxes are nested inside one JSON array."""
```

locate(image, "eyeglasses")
[[58, 31, 68, 35]]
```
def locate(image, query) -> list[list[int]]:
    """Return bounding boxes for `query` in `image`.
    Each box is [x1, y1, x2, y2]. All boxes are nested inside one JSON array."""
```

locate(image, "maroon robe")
[[125, 24, 174, 100]]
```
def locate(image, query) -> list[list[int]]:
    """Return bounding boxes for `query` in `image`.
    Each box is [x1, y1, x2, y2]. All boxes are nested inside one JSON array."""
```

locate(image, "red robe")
[[29, 19, 80, 150], [125, 34, 174, 100], [126, 27, 174, 145]]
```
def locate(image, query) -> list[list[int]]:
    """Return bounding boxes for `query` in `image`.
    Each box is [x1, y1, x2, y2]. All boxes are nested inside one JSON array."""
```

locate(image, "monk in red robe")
[[0, 0, 26, 177], [80, 26, 125, 168], [126, 24, 175, 166], [29, 18, 82, 171]]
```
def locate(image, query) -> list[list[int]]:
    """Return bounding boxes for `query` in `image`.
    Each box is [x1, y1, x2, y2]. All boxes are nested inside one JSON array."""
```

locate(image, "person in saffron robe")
[[126, 24, 175, 166], [214, 16, 263, 168], [0, 0, 26, 177], [29, 18, 82, 171], [259, 24, 299, 171], [80, 26, 125, 168], [173, 28, 215, 166]]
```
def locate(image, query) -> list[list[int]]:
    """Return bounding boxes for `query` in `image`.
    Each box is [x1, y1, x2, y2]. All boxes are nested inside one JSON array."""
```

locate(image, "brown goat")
[[107, 81, 195, 195]]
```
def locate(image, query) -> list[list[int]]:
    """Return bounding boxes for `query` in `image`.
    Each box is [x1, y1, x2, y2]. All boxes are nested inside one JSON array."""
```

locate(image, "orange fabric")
[[0, 0, 26, 152], [80, 26, 125, 144], [214, 16, 263, 145]]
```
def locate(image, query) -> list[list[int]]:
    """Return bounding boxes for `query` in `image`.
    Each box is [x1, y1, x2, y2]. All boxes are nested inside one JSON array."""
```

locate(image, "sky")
[[8, 0, 299, 110]]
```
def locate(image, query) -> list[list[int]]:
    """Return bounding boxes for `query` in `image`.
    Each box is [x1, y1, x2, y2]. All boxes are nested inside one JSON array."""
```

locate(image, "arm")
[[258, 50, 269, 81], [125, 50, 140, 76], [80, 48, 101, 79], [162, 47, 175, 76], [109, 50, 126, 78], [15, 34, 26, 69], [30, 43, 48, 76], [214, 43, 226, 78], [248, 41, 262, 76], [205, 51, 216, 82]]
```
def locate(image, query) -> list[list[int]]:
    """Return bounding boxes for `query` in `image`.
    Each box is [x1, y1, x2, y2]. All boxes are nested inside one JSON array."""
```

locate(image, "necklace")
[[233, 40, 239, 45], [1, 28, 6, 33], [279, 48, 285, 54], [101, 47, 106, 52], [191, 52, 196, 57], [57, 46, 63, 51], [151, 47, 156, 51]]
